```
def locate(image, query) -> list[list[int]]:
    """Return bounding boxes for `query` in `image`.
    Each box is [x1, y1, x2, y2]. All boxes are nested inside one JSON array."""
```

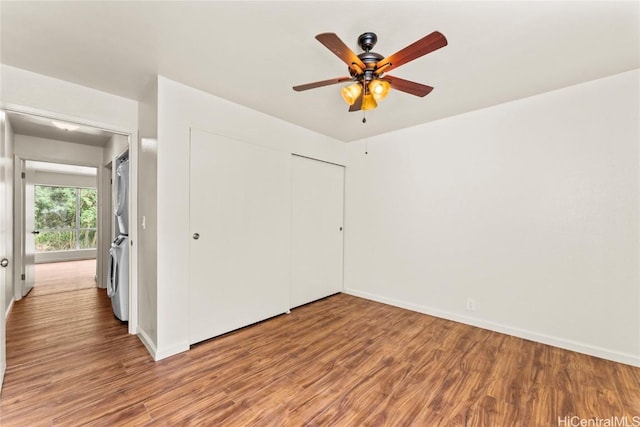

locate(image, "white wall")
[[1, 65, 137, 133], [152, 76, 347, 359], [344, 69, 640, 367], [15, 135, 103, 167], [137, 81, 158, 351], [138, 81, 158, 140], [103, 134, 129, 167]]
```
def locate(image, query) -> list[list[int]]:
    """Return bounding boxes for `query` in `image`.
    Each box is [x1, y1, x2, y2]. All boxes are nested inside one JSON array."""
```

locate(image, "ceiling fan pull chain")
[[362, 83, 368, 123]]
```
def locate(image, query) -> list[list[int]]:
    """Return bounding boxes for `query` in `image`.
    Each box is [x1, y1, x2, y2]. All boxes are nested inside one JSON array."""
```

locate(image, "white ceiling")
[[7, 112, 114, 147], [1, 1, 638, 142]]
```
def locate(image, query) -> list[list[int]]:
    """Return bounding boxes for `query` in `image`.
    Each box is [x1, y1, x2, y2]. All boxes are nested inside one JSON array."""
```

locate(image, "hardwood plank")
[[31, 259, 97, 297], [145, 390, 235, 425], [2, 289, 639, 426], [78, 403, 153, 427]]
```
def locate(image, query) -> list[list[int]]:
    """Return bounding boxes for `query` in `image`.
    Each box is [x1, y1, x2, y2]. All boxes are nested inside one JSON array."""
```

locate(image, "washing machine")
[[114, 159, 129, 235], [108, 235, 129, 321]]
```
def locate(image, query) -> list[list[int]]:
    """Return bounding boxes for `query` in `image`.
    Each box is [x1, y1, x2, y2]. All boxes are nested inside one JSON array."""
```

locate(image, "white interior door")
[[0, 112, 8, 390], [22, 162, 35, 297], [290, 155, 344, 308], [188, 129, 290, 345]]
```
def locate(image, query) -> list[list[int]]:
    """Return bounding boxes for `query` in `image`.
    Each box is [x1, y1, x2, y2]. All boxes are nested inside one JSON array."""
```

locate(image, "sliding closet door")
[[189, 129, 290, 345], [291, 155, 344, 308]]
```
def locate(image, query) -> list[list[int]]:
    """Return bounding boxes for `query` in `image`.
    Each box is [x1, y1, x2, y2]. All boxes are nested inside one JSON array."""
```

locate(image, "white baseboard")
[[5, 298, 14, 319], [35, 250, 96, 264], [344, 287, 640, 368], [154, 343, 190, 361], [137, 327, 189, 361], [0, 362, 5, 393], [137, 327, 157, 359], [1, 299, 10, 393]]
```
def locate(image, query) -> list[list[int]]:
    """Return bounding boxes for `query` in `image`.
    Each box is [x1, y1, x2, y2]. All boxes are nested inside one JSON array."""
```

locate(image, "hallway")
[[31, 259, 97, 297]]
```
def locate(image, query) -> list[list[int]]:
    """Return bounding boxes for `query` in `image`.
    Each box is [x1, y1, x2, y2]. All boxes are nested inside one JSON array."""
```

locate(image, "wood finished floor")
[[32, 259, 97, 297], [1, 288, 639, 426]]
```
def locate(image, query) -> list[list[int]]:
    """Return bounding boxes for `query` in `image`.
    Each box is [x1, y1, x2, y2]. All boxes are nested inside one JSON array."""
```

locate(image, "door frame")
[[21, 160, 35, 297], [4, 106, 138, 335], [0, 110, 11, 391], [15, 157, 102, 297], [13, 158, 24, 301]]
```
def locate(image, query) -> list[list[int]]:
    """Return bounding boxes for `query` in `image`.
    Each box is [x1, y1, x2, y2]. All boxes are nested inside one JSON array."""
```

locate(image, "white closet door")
[[291, 155, 344, 308], [189, 129, 290, 345]]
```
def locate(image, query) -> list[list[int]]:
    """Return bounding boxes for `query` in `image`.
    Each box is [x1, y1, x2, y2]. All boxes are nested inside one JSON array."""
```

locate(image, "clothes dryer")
[[107, 235, 129, 321], [114, 159, 129, 235]]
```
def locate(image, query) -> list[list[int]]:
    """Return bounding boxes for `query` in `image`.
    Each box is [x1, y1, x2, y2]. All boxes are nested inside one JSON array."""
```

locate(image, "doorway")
[[25, 166, 99, 297], [6, 111, 129, 302], [6, 112, 133, 321], [0, 108, 136, 390]]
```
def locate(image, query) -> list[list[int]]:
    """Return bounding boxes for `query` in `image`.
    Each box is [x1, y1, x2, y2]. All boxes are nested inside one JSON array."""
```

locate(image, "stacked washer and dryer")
[[108, 157, 129, 321]]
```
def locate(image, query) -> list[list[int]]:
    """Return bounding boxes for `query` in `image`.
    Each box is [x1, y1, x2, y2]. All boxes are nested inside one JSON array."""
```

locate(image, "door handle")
[[192, 233, 200, 240], [31, 230, 40, 235], [0, 258, 8, 268]]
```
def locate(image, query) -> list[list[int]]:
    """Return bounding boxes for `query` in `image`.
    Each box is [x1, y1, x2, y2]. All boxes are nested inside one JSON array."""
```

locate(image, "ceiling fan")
[[293, 31, 448, 116]]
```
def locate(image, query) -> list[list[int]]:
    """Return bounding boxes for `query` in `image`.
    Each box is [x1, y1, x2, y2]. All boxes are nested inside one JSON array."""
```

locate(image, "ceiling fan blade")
[[376, 31, 447, 74], [293, 77, 352, 92], [349, 92, 363, 112], [385, 75, 434, 97], [316, 33, 366, 71]]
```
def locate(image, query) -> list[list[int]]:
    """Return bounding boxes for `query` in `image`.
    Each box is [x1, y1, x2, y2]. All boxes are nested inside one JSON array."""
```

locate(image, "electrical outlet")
[[466, 298, 476, 311]]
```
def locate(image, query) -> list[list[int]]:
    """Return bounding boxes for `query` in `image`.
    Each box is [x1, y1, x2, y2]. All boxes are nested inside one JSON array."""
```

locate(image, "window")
[[34, 186, 97, 252]]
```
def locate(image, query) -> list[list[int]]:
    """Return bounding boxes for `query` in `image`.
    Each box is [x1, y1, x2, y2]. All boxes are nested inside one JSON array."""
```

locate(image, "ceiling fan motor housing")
[[349, 52, 384, 81], [349, 32, 384, 82]]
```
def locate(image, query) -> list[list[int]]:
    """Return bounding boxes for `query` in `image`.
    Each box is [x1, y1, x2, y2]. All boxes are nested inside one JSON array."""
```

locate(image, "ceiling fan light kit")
[[341, 83, 362, 105], [293, 30, 448, 120], [369, 79, 391, 101], [361, 93, 378, 111]]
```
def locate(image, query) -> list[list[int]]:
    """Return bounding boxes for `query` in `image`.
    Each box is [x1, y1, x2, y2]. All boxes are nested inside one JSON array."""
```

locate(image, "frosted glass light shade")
[[341, 83, 362, 105], [369, 79, 391, 101], [361, 93, 378, 110]]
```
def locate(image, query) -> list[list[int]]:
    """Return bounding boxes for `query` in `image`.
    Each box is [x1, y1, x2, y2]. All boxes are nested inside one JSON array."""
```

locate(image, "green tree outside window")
[[35, 186, 97, 251]]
